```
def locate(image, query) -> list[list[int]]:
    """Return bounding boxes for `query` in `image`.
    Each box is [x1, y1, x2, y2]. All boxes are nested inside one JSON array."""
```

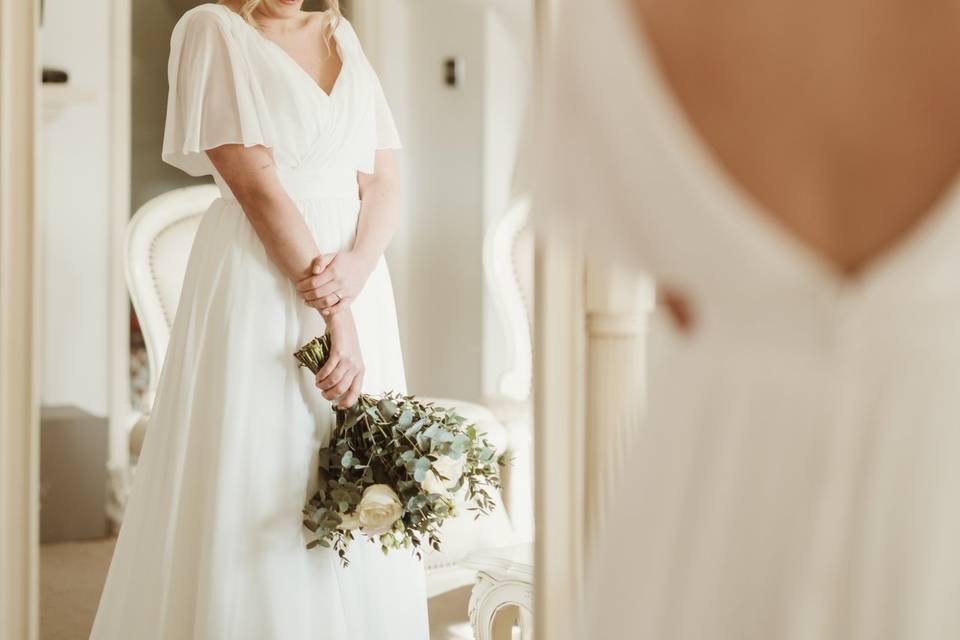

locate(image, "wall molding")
[[534, 240, 587, 640], [584, 264, 655, 551], [0, 0, 40, 636], [107, 0, 133, 499]]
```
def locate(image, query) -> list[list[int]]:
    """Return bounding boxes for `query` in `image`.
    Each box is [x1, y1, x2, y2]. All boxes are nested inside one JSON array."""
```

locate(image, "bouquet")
[[294, 335, 505, 566]]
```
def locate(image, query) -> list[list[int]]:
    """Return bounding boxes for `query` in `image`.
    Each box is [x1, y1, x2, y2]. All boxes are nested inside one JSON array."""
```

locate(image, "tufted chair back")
[[126, 184, 219, 410]]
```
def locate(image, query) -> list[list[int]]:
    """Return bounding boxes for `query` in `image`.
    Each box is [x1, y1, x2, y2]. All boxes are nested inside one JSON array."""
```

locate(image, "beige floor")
[[40, 538, 475, 640]]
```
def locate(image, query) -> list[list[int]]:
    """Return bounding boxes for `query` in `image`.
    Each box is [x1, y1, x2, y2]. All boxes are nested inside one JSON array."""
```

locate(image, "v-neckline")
[[618, 0, 960, 292], [219, 3, 345, 99]]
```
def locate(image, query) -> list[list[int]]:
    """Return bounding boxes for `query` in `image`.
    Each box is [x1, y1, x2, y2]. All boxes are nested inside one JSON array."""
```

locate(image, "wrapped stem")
[[293, 334, 333, 374], [295, 335, 377, 418]]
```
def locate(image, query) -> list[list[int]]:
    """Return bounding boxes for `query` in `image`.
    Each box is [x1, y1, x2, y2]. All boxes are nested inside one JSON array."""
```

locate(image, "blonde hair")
[[235, 0, 342, 48]]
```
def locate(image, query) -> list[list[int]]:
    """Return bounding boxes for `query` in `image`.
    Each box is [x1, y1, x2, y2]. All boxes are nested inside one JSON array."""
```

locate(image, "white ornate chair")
[[125, 184, 527, 599]]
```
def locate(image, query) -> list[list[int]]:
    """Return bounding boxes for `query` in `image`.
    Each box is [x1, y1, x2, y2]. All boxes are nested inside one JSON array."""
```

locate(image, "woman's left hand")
[[296, 251, 377, 316]]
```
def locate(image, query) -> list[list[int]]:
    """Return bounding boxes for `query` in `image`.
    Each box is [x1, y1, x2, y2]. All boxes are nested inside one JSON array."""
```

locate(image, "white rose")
[[421, 455, 466, 495], [421, 469, 447, 495], [357, 484, 403, 536], [337, 511, 360, 531]]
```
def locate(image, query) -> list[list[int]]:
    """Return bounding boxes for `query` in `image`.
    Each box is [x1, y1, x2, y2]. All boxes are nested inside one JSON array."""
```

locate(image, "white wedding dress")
[[91, 5, 428, 639], [538, 0, 960, 639]]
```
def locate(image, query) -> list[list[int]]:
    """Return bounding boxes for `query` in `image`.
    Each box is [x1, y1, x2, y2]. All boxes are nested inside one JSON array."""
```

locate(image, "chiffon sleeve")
[[372, 73, 401, 151], [162, 7, 275, 177], [335, 17, 401, 175]]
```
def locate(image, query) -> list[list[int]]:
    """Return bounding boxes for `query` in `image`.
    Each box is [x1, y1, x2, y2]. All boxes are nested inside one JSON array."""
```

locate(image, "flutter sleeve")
[[162, 7, 276, 177], [372, 72, 401, 152], [337, 17, 401, 175]]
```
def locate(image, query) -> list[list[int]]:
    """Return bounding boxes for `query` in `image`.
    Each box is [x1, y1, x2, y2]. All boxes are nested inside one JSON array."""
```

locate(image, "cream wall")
[[400, 0, 487, 402], [131, 0, 205, 213], [40, 0, 113, 417], [369, 0, 532, 403]]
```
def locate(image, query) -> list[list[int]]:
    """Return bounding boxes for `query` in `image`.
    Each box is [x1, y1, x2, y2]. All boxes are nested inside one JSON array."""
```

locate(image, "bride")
[[91, 1, 428, 638]]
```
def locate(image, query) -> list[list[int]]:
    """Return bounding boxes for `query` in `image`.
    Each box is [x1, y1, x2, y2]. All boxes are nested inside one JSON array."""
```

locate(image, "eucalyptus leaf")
[[433, 430, 455, 444], [404, 418, 427, 437], [378, 398, 398, 418], [342, 412, 363, 430]]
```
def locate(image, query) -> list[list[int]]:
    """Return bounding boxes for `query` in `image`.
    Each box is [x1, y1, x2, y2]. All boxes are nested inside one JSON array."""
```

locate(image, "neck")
[[255, 12, 305, 34], [218, 2, 307, 33]]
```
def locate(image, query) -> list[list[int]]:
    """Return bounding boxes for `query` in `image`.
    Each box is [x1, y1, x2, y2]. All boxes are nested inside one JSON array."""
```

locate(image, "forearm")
[[248, 193, 358, 340], [206, 144, 319, 283], [352, 151, 401, 267], [285, 151, 402, 316], [324, 305, 355, 333], [352, 187, 400, 267], [240, 189, 320, 282]]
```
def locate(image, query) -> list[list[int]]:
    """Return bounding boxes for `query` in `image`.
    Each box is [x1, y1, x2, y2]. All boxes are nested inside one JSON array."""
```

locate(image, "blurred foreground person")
[[536, 0, 960, 637]]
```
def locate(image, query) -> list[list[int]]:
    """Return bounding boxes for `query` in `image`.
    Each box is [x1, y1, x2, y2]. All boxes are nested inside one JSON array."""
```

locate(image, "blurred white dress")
[[538, 0, 960, 638], [91, 5, 428, 639]]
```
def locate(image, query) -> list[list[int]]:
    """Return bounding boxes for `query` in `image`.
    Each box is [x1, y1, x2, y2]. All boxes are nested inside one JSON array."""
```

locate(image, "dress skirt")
[[90, 189, 429, 640]]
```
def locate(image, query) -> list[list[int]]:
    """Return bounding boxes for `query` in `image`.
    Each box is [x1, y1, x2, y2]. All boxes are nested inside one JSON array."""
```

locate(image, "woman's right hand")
[[315, 310, 364, 409]]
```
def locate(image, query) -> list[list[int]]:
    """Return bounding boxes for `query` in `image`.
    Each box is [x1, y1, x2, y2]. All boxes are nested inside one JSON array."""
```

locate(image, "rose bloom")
[[337, 511, 360, 531], [421, 455, 466, 495], [357, 484, 403, 535]]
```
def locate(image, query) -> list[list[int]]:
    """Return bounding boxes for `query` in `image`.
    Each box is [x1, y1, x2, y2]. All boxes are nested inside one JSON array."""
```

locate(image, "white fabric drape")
[[535, 0, 960, 638]]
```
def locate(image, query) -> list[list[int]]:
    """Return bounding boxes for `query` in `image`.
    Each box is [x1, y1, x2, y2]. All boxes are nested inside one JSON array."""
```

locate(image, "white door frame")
[[0, 0, 40, 638], [534, 243, 587, 640], [531, 2, 592, 638], [0, 0, 132, 635], [107, 0, 133, 517]]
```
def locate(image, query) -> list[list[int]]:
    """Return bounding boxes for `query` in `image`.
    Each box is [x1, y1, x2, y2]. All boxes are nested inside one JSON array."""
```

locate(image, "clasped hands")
[[298, 250, 376, 410], [295, 250, 376, 317]]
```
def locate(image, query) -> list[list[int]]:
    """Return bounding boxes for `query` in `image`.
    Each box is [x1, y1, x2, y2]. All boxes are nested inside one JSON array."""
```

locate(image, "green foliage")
[[294, 334, 505, 567]]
